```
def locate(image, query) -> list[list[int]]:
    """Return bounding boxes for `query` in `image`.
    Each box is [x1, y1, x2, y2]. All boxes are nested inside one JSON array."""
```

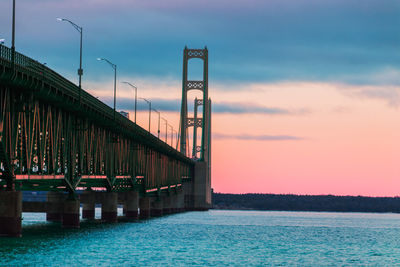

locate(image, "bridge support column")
[[151, 198, 163, 217], [193, 161, 212, 211], [139, 197, 150, 219], [82, 191, 95, 220], [170, 194, 177, 213], [101, 192, 118, 223], [124, 191, 139, 220], [62, 196, 80, 228], [182, 181, 194, 211], [163, 196, 172, 215], [46, 192, 65, 222], [176, 191, 185, 213], [0, 191, 22, 237]]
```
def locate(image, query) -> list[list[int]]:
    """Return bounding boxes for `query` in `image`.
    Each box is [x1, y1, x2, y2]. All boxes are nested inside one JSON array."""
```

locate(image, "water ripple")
[[1, 210, 400, 265]]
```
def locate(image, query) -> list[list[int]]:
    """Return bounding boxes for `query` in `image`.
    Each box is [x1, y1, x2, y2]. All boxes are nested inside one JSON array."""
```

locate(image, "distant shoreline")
[[212, 193, 400, 214]]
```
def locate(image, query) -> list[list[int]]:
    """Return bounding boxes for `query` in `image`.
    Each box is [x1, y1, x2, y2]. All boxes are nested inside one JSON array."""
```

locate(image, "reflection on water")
[[1, 210, 400, 265]]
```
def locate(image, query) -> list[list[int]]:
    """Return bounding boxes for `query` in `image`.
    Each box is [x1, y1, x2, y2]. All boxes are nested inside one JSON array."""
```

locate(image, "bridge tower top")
[[179, 47, 211, 164]]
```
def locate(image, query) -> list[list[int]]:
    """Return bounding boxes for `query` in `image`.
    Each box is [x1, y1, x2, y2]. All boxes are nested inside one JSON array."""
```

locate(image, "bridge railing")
[[0, 44, 54, 75], [0, 45, 84, 101]]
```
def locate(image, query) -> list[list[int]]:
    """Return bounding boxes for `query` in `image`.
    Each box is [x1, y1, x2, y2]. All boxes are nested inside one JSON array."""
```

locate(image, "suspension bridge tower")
[[179, 47, 212, 210]]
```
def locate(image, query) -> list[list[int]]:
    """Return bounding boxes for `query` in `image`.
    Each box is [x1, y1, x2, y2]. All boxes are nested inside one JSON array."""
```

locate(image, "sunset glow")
[[1, 0, 399, 196]]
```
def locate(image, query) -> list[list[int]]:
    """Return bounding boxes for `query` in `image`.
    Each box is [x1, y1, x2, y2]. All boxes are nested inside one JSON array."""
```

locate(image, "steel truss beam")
[[0, 45, 193, 194]]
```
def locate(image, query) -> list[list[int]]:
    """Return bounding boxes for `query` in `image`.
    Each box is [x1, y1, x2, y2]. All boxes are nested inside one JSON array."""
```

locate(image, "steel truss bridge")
[[0, 45, 193, 196]]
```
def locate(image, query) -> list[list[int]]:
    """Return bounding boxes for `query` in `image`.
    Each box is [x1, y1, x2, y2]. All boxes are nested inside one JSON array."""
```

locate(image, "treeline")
[[212, 193, 400, 213]]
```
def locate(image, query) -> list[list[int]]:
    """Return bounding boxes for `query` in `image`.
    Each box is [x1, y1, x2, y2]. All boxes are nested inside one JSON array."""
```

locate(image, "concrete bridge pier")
[[62, 195, 80, 228], [0, 191, 22, 237], [139, 197, 151, 219], [169, 194, 177, 213], [162, 196, 172, 215], [151, 198, 163, 217], [124, 191, 139, 220], [169, 191, 183, 213], [176, 191, 185, 212], [182, 181, 194, 211], [192, 161, 212, 211], [118, 193, 126, 215], [101, 192, 118, 223], [82, 191, 95, 220], [171, 193, 183, 213], [46, 192, 65, 222]]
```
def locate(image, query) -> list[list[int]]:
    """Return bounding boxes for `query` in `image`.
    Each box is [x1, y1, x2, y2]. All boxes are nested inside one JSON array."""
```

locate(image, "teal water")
[[1, 210, 400, 265]]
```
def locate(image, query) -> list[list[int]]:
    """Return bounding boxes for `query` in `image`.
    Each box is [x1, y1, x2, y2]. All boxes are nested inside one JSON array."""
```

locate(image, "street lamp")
[[152, 108, 161, 139], [11, 0, 15, 63], [0, 39, 4, 60], [97, 58, 117, 122], [173, 129, 178, 150], [139, 97, 151, 132], [161, 117, 168, 143], [57, 17, 83, 104], [122, 81, 137, 124], [168, 124, 174, 147]]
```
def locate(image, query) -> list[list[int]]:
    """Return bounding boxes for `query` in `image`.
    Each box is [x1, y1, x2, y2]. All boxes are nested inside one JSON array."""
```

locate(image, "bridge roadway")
[[0, 45, 209, 237]]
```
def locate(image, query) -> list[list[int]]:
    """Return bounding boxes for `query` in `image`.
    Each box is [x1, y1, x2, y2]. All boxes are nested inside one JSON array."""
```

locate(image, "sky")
[[1, 0, 400, 196]]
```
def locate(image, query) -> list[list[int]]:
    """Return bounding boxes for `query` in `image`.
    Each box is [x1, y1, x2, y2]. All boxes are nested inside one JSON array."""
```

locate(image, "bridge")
[[0, 45, 212, 237]]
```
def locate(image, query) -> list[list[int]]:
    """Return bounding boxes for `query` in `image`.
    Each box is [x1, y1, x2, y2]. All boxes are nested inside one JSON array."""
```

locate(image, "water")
[[1, 210, 400, 266]]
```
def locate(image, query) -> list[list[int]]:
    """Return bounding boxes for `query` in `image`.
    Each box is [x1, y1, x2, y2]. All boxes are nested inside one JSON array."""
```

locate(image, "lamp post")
[[0, 39, 4, 58], [139, 97, 151, 132], [161, 117, 168, 143], [173, 129, 178, 150], [97, 58, 117, 122], [168, 124, 173, 147], [152, 108, 160, 139], [57, 18, 83, 104], [122, 81, 137, 124], [11, 0, 15, 63]]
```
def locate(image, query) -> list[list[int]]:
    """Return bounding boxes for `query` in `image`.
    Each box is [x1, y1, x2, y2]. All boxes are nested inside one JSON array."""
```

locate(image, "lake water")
[[1, 210, 400, 265]]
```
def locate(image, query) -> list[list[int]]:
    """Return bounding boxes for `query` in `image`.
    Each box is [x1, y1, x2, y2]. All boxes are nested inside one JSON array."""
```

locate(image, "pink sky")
[[210, 82, 400, 196], [87, 79, 400, 197]]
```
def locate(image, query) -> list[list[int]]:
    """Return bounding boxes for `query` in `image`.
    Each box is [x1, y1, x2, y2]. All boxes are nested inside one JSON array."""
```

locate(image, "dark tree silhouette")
[[213, 193, 400, 213]]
